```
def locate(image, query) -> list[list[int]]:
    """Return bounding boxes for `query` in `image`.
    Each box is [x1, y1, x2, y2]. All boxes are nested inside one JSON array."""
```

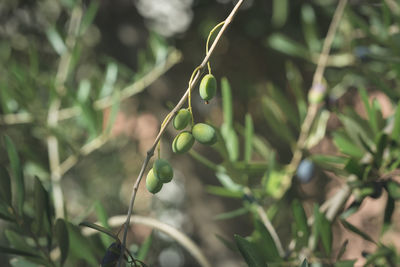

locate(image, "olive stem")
[[279, 0, 348, 199], [117, 1, 244, 266], [47, 3, 83, 219]]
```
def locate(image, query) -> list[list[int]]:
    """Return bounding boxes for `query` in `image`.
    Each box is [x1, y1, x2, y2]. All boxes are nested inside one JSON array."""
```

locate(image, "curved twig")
[[117, 1, 244, 266]]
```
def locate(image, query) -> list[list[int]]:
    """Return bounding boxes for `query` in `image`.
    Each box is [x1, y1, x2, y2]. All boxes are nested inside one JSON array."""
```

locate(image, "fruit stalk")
[[117, 1, 245, 266]]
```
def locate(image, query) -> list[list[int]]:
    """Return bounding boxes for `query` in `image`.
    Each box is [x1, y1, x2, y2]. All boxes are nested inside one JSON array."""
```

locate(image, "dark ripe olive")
[[173, 109, 191, 130], [172, 131, 195, 154], [192, 123, 217, 145], [199, 74, 217, 101], [153, 158, 173, 183], [296, 159, 315, 184], [146, 168, 163, 194]]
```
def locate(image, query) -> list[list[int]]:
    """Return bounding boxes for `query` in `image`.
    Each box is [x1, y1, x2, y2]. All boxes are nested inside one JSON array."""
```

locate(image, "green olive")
[[192, 123, 217, 145], [153, 158, 173, 183], [199, 74, 217, 101], [173, 109, 191, 130], [146, 168, 163, 194], [172, 131, 195, 154]]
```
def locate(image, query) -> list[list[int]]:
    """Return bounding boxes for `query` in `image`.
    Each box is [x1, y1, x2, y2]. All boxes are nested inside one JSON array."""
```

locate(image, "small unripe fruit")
[[296, 159, 315, 184], [172, 131, 195, 154], [308, 83, 326, 104], [173, 109, 191, 130], [199, 74, 217, 101], [146, 168, 163, 194], [192, 123, 217, 145], [153, 159, 173, 183]]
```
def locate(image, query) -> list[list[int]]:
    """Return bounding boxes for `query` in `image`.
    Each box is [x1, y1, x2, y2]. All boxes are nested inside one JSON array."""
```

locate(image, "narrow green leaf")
[[267, 82, 299, 129], [80, 1, 99, 35], [67, 222, 98, 265], [285, 62, 306, 122], [33, 177, 47, 235], [292, 199, 309, 248], [305, 110, 330, 149], [77, 79, 91, 103], [214, 207, 249, 221], [301, 4, 320, 52], [336, 240, 349, 261], [334, 260, 356, 267], [221, 77, 233, 127], [99, 62, 118, 98], [137, 231, 153, 261], [104, 90, 120, 136], [5, 230, 36, 256], [0, 245, 39, 258], [272, 0, 288, 27], [375, 133, 388, 167], [94, 201, 113, 246], [46, 27, 66, 55], [0, 166, 12, 206], [333, 132, 364, 159], [391, 101, 400, 140], [340, 219, 376, 244], [315, 209, 332, 255], [358, 87, 378, 135], [234, 235, 265, 267], [5, 136, 24, 215], [206, 185, 243, 198], [267, 34, 310, 59], [215, 172, 243, 192], [344, 158, 363, 178], [252, 220, 281, 262], [300, 258, 310, 267], [383, 196, 395, 233], [79, 221, 118, 240], [386, 181, 400, 200], [221, 78, 239, 161], [0, 202, 15, 221], [55, 219, 69, 266], [262, 96, 295, 145], [216, 234, 238, 252], [244, 114, 254, 163]]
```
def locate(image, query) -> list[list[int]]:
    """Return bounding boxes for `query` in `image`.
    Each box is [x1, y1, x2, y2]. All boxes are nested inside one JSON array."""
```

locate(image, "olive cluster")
[[145, 74, 218, 194]]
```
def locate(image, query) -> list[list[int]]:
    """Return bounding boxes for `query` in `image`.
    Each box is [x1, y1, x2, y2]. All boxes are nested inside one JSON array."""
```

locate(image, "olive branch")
[[117, 1, 245, 266]]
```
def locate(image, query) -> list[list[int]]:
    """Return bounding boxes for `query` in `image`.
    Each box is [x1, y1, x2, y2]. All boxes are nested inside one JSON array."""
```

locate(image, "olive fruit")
[[296, 159, 314, 184], [173, 109, 191, 130], [308, 83, 326, 104], [153, 158, 173, 183], [146, 168, 163, 194], [192, 123, 217, 145], [199, 74, 217, 101], [172, 131, 195, 154]]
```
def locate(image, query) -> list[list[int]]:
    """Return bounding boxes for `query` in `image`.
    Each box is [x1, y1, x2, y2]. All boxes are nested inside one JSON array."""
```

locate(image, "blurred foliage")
[[2, 0, 400, 267]]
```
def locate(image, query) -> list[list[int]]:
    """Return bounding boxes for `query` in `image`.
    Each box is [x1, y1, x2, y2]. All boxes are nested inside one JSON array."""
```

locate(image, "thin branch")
[[47, 5, 83, 219], [279, 0, 348, 197], [98, 215, 211, 267], [256, 205, 285, 257], [117, 1, 244, 266]]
